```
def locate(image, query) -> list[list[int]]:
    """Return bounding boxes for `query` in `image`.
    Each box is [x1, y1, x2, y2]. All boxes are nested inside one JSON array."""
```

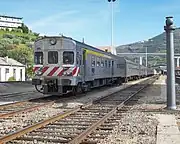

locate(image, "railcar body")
[[32, 36, 154, 95]]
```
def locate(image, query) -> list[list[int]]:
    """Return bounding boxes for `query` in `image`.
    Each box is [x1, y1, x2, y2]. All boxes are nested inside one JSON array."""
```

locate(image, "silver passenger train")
[[32, 36, 154, 95]]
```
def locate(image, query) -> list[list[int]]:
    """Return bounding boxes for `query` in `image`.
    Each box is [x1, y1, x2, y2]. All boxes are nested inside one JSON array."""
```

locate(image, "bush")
[[21, 35, 30, 40], [3, 34, 14, 39], [21, 39, 26, 44], [13, 39, 21, 45], [5, 28, 9, 31], [8, 76, 16, 81], [26, 42, 33, 48], [15, 29, 22, 33], [33, 32, 39, 37], [31, 37, 37, 41]]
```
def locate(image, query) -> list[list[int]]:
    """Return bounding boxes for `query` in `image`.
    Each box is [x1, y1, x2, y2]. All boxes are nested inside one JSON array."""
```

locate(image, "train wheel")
[[35, 85, 44, 93], [125, 78, 128, 83], [76, 83, 83, 93], [72, 83, 82, 96]]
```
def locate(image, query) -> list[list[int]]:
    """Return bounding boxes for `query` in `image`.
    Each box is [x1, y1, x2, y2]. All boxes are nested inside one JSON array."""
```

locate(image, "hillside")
[[116, 28, 180, 66], [0, 26, 39, 78]]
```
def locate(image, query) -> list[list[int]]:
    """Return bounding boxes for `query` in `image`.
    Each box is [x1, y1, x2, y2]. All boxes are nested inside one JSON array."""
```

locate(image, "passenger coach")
[[32, 36, 154, 95]]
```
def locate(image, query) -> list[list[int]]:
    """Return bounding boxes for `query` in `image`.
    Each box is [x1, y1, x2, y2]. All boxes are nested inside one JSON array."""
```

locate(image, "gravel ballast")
[[99, 75, 180, 144]]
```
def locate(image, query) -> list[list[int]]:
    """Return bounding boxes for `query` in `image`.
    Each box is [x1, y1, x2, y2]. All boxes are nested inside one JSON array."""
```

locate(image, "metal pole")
[[164, 16, 176, 110], [108, 0, 116, 55], [111, 1, 114, 55]]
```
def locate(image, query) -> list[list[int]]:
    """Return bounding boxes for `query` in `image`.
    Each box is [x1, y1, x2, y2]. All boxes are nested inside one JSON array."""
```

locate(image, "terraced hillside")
[[116, 28, 180, 66]]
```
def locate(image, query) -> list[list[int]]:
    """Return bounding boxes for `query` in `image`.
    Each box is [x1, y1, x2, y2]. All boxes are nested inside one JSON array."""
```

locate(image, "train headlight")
[[63, 71, 72, 76], [35, 70, 43, 76]]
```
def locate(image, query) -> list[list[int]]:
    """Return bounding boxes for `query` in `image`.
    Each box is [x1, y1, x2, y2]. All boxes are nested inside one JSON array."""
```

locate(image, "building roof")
[[0, 57, 25, 67], [0, 15, 23, 20]]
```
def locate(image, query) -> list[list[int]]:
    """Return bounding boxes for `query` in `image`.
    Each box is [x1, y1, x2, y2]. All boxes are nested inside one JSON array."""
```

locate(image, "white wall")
[[0, 21, 22, 28], [0, 65, 25, 81], [0, 16, 22, 24]]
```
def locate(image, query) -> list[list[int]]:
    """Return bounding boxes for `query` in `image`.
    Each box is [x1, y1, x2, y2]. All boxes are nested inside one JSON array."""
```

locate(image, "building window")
[[48, 51, 58, 64], [13, 68, 16, 79], [5, 68, 9, 73]]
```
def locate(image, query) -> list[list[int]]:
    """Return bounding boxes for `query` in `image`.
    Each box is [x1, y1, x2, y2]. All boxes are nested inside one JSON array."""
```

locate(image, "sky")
[[0, 0, 180, 47]]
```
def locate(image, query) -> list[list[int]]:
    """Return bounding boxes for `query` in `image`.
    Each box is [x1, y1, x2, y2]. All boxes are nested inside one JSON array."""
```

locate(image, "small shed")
[[0, 56, 25, 81]]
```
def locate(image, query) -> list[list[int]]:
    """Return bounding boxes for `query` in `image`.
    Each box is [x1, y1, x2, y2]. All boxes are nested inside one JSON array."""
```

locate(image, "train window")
[[34, 52, 43, 65], [97, 57, 100, 67], [109, 61, 111, 67], [105, 60, 107, 68], [91, 56, 95, 67], [63, 51, 74, 64], [101, 58, 104, 67], [48, 51, 58, 64]]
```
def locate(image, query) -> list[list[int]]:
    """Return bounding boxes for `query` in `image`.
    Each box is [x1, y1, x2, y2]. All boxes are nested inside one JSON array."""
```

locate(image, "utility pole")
[[108, 0, 116, 55], [145, 46, 148, 75], [164, 16, 176, 110]]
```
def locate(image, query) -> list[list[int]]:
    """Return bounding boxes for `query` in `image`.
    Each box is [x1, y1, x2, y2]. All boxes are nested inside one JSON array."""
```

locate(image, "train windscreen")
[[34, 52, 43, 65], [48, 51, 58, 64], [63, 51, 74, 64]]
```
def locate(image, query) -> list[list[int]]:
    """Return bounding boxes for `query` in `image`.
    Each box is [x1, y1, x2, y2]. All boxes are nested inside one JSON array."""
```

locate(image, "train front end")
[[32, 36, 80, 95]]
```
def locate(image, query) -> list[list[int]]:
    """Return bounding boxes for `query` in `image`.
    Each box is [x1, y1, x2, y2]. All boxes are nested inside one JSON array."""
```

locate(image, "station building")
[[0, 56, 25, 81], [0, 15, 23, 30]]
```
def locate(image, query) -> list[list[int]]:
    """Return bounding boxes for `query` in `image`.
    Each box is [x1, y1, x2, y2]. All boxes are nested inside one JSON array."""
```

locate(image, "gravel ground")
[[0, 104, 66, 136], [98, 75, 180, 144], [99, 112, 158, 144]]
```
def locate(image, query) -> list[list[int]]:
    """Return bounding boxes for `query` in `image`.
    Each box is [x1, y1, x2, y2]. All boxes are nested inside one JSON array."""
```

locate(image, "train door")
[[83, 50, 86, 81], [112, 60, 114, 76]]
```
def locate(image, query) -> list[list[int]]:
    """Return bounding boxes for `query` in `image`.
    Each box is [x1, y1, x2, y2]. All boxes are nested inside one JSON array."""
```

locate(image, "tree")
[[7, 44, 33, 65], [20, 23, 29, 34], [7, 44, 34, 79], [26, 65, 34, 79]]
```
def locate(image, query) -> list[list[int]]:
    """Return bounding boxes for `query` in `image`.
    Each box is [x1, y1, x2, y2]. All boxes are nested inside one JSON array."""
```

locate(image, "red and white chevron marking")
[[33, 66, 80, 76]]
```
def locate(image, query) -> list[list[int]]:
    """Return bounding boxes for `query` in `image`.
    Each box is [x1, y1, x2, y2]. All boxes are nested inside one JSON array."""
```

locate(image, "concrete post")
[[164, 16, 176, 110]]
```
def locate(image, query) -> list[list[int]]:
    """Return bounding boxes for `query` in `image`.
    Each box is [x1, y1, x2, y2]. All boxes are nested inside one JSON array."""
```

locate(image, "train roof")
[[35, 35, 139, 65]]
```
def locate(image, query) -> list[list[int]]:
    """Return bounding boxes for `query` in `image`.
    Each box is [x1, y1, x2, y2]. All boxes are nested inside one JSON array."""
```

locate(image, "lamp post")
[[108, 0, 116, 55]]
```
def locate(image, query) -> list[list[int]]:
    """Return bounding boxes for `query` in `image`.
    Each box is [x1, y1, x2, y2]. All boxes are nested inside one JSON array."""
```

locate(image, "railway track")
[[0, 100, 54, 118], [0, 75, 158, 144]]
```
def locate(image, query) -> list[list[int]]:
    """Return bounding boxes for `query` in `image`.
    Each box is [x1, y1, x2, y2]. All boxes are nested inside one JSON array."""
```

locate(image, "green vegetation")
[[0, 24, 40, 79], [8, 76, 16, 81]]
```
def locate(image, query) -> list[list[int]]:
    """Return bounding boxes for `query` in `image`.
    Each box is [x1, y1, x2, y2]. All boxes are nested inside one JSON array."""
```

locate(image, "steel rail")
[[68, 76, 157, 144], [0, 106, 81, 144], [0, 91, 36, 98], [0, 101, 54, 118], [0, 76, 157, 144], [0, 101, 27, 109]]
